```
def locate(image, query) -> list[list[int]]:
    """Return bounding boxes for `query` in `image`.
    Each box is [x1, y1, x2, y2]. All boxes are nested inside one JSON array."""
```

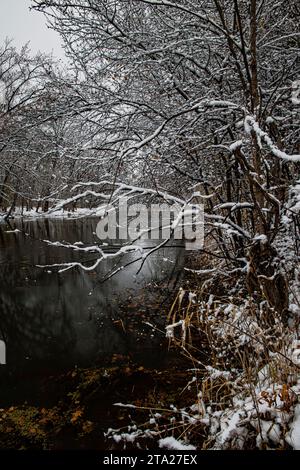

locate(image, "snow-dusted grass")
[[107, 274, 300, 450]]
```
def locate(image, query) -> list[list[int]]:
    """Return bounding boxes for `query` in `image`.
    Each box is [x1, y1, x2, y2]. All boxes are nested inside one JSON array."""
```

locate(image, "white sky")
[[0, 0, 65, 59]]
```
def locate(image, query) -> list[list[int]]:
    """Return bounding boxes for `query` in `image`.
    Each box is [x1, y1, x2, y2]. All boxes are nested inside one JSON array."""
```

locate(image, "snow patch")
[[158, 436, 196, 450], [286, 405, 300, 450]]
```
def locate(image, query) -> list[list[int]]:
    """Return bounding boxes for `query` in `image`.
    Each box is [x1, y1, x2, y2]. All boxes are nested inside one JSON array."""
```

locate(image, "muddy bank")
[[0, 354, 201, 450]]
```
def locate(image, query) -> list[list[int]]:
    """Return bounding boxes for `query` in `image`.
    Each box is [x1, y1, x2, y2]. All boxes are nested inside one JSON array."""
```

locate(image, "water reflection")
[[0, 218, 184, 379]]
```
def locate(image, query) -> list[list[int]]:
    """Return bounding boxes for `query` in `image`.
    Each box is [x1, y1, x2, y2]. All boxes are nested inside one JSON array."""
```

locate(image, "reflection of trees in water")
[[0, 264, 77, 363], [14, 218, 100, 245], [0, 219, 184, 372], [0, 261, 132, 370]]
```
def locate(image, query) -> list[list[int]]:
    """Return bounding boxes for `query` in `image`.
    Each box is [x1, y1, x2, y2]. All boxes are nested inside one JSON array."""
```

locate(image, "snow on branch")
[[48, 190, 110, 213], [37, 243, 143, 273], [214, 202, 254, 211], [245, 116, 300, 162], [71, 181, 185, 205]]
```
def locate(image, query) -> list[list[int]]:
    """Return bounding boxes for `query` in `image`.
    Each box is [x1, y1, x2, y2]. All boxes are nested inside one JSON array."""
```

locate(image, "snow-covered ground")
[[0, 206, 101, 221]]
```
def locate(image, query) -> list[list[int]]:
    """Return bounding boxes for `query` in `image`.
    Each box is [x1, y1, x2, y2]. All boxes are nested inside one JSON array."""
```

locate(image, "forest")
[[0, 0, 300, 453]]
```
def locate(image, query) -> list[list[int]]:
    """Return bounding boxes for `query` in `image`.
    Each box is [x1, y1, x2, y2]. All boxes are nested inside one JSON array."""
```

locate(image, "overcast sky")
[[0, 0, 65, 59]]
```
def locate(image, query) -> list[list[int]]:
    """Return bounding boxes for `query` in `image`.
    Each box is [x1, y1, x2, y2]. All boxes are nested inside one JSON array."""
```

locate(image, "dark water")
[[0, 217, 184, 400]]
